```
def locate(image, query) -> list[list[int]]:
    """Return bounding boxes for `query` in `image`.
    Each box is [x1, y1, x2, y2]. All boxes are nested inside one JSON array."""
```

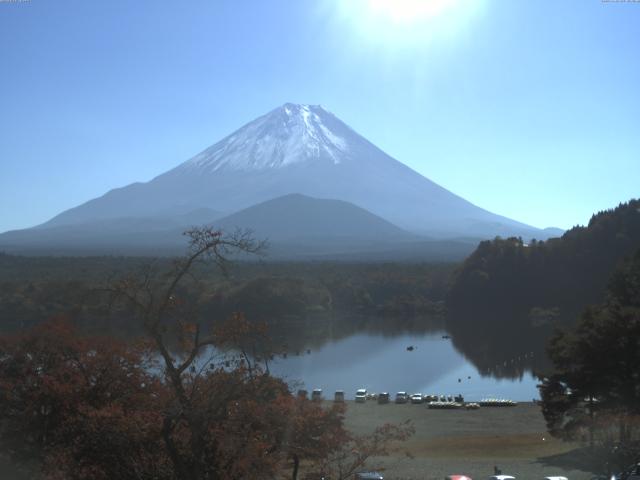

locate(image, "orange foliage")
[[0, 317, 390, 480]]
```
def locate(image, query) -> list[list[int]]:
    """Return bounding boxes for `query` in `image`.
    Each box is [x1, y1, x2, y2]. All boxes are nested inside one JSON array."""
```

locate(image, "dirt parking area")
[[338, 401, 597, 480]]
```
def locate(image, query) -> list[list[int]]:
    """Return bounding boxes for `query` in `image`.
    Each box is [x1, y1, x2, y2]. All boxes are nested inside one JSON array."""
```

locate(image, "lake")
[[263, 330, 540, 401]]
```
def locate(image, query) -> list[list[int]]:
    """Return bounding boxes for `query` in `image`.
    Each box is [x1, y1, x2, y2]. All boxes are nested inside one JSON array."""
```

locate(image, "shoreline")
[[335, 401, 595, 480]]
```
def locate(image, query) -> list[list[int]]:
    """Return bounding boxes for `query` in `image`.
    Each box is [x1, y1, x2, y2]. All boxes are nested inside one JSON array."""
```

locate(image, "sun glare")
[[329, 0, 483, 50], [368, 0, 460, 25]]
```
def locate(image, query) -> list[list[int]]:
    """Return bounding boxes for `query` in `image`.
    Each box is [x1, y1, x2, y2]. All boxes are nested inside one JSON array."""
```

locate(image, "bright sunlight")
[[368, 0, 460, 25], [330, 0, 483, 50]]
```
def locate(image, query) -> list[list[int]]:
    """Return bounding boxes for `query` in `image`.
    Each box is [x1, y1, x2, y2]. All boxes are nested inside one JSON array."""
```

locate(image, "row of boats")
[[479, 398, 519, 407], [427, 399, 516, 409], [298, 389, 517, 407]]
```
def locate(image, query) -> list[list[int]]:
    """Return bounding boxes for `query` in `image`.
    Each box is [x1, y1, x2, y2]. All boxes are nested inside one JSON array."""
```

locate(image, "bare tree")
[[104, 227, 268, 480], [313, 421, 414, 480]]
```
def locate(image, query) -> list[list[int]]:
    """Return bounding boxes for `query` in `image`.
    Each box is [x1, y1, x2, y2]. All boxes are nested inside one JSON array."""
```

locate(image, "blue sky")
[[0, 0, 638, 233]]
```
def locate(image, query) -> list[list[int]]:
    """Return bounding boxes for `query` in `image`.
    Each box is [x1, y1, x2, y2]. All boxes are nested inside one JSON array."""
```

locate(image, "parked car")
[[395, 391, 408, 404], [445, 475, 472, 480], [311, 389, 323, 401], [410, 393, 424, 404], [544, 477, 568, 480], [356, 471, 384, 480], [355, 388, 367, 403], [489, 475, 515, 480], [297, 389, 308, 399], [334, 390, 344, 402], [377, 392, 390, 404]]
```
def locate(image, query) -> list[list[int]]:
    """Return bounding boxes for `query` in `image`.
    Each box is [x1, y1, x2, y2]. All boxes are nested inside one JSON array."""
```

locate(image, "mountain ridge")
[[0, 194, 479, 260], [1, 103, 563, 256], [212, 193, 416, 242]]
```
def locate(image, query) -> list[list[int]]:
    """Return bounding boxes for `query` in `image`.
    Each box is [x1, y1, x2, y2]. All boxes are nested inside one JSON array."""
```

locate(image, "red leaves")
[[0, 318, 166, 479], [0, 317, 350, 480], [0, 225, 416, 479], [0, 316, 414, 480]]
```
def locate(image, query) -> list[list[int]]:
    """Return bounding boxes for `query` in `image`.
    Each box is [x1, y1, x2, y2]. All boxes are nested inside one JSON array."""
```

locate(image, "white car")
[[410, 393, 424, 404], [355, 388, 367, 403]]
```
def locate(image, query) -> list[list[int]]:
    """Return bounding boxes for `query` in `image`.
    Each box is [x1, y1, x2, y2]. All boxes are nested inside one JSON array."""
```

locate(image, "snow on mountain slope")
[[183, 104, 348, 172], [29, 103, 554, 241]]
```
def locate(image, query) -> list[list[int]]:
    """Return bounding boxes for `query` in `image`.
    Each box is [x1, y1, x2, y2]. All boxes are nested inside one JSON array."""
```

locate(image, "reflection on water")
[[194, 314, 544, 400], [264, 330, 540, 401]]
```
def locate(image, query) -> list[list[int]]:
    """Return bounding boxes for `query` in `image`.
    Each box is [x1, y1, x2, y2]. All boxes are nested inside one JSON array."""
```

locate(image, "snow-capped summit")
[[182, 104, 350, 173], [26, 102, 554, 243]]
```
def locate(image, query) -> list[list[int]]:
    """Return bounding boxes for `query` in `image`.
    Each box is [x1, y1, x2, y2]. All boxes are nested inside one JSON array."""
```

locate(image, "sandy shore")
[[337, 400, 597, 480]]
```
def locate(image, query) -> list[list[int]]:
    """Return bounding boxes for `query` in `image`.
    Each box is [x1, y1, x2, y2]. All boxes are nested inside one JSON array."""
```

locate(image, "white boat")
[[427, 401, 463, 410], [479, 398, 517, 407]]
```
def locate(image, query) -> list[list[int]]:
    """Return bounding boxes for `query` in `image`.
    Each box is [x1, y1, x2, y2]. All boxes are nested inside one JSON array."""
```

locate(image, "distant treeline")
[[3, 199, 637, 378], [446, 199, 640, 375], [0, 256, 453, 341]]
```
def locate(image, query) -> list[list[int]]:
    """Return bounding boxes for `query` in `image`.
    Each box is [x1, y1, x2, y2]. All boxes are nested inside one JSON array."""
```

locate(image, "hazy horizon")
[[1, 0, 639, 233]]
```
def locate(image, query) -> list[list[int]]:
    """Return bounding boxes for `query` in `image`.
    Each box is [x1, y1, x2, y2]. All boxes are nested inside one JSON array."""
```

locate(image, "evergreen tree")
[[538, 249, 640, 468]]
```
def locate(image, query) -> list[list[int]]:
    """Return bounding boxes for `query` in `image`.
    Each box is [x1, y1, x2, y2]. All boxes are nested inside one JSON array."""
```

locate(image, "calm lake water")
[[264, 330, 540, 401]]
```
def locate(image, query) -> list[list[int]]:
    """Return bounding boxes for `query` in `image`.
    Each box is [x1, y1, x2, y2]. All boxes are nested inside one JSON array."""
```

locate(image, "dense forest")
[[446, 199, 640, 376], [538, 249, 640, 472], [2, 199, 638, 380], [0, 229, 414, 480], [0, 255, 452, 352]]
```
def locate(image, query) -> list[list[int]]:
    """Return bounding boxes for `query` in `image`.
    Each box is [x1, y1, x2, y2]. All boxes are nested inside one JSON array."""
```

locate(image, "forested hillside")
[[446, 199, 640, 375], [0, 257, 451, 346]]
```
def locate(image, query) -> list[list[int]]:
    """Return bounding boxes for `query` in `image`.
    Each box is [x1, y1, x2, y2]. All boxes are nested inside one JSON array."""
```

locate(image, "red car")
[[445, 475, 472, 480]]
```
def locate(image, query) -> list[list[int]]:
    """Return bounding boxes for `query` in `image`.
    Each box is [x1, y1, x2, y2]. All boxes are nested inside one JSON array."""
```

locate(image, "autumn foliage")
[[0, 228, 412, 479], [0, 317, 411, 480], [0, 318, 168, 479]]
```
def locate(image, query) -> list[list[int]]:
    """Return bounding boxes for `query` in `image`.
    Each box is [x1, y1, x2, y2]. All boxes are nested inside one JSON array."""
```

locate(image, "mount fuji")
[[0, 103, 560, 257]]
